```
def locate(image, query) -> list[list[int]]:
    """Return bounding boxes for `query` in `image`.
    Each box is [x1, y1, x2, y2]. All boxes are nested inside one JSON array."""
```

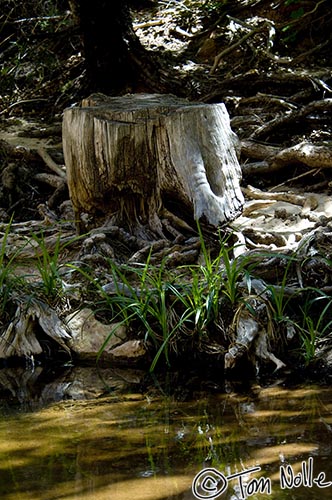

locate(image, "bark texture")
[[62, 93, 244, 237], [63, 94, 243, 236]]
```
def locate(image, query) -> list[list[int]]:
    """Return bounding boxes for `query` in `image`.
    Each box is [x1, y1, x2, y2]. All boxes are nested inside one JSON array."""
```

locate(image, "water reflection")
[[0, 367, 331, 499]]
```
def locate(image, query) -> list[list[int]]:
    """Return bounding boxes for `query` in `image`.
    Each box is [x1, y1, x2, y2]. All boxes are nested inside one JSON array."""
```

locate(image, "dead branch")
[[171, 26, 194, 39], [241, 140, 280, 161], [241, 140, 332, 175], [34, 173, 66, 188], [241, 161, 272, 175], [271, 142, 332, 170], [134, 20, 163, 30], [0, 99, 49, 116], [242, 200, 276, 216], [250, 98, 332, 140], [225, 295, 286, 372]]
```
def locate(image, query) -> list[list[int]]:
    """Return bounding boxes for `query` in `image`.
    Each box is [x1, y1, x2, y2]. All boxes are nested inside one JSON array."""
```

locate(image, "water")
[[0, 366, 331, 500]]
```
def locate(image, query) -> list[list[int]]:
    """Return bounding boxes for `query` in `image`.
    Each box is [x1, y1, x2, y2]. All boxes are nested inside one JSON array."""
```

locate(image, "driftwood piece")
[[225, 281, 286, 372], [271, 142, 332, 170], [0, 297, 71, 359], [62, 93, 244, 236]]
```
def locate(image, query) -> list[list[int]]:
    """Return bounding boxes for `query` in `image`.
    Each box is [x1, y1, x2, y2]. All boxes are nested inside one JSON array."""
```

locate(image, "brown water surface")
[[0, 367, 331, 500]]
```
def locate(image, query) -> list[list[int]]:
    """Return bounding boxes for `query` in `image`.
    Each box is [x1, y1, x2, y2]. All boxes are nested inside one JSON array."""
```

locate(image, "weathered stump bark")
[[62, 93, 244, 237]]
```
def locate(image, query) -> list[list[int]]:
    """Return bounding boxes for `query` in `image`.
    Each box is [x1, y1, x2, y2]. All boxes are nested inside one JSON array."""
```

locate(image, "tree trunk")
[[62, 93, 244, 238], [73, 0, 163, 94]]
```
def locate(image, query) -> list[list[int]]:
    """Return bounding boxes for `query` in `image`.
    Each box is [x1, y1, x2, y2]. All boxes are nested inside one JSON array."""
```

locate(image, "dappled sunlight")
[[3, 475, 192, 500], [323, 199, 332, 217], [83, 476, 192, 500], [253, 443, 318, 465], [259, 386, 322, 400], [1, 381, 332, 499]]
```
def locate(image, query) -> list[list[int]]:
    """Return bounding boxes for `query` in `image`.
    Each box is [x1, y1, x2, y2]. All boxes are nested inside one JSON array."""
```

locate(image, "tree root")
[[242, 140, 332, 175], [250, 98, 332, 141]]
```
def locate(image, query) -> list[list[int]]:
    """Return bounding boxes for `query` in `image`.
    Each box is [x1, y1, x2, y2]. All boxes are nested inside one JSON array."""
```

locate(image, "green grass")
[[30, 230, 84, 300], [70, 223, 266, 371], [290, 292, 332, 365], [2, 216, 331, 372], [98, 255, 196, 371]]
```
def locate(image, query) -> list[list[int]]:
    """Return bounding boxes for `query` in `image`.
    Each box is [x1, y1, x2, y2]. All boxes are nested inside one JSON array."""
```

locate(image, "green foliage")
[[265, 254, 296, 322], [3, 215, 332, 371], [30, 231, 83, 301], [70, 252, 196, 371], [291, 293, 332, 365], [0, 217, 15, 290], [75, 223, 264, 371], [280, 0, 322, 45], [284, 0, 302, 5], [0, 0, 75, 103], [30, 231, 64, 299]]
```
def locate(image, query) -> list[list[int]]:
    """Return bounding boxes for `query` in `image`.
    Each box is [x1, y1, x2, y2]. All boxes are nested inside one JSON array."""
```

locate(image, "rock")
[[66, 308, 127, 360], [110, 339, 147, 359]]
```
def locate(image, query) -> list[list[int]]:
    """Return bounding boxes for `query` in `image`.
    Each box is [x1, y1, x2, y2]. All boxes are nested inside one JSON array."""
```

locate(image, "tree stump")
[[62, 93, 244, 237]]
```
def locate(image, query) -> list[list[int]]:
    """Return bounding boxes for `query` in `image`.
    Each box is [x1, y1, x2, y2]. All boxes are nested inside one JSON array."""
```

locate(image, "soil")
[[1, 0, 332, 378]]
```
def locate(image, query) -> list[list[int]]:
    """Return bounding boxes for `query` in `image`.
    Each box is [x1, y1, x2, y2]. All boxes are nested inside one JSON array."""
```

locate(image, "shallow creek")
[[0, 366, 331, 500]]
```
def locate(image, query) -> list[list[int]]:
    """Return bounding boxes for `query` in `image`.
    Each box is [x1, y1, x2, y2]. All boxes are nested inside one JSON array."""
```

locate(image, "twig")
[[242, 184, 318, 209], [279, 0, 328, 29], [13, 15, 66, 23], [210, 22, 268, 74], [133, 19, 164, 30], [171, 26, 194, 38]]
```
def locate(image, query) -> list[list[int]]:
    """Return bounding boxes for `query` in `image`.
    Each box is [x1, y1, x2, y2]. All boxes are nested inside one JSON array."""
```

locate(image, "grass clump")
[[75, 224, 263, 372], [75, 253, 196, 371], [290, 293, 332, 366], [29, 230, 84, 302]]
